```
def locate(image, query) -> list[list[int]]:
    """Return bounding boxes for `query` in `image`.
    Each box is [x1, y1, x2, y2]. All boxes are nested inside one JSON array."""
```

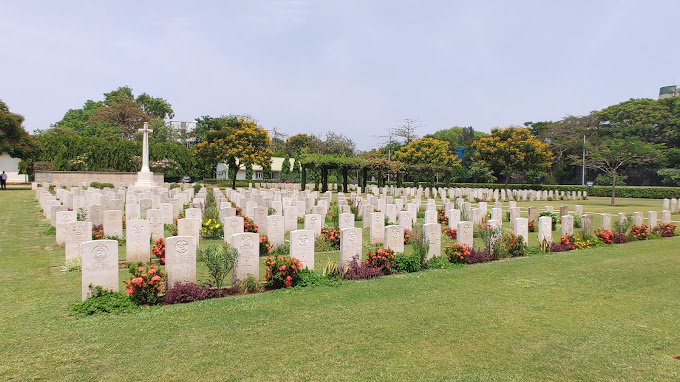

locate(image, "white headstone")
[[304, 214, 322, 237], [56, 210, 77, 246], [290, 229, 315, 270], [370, 211, 385, 245], [146, 208, 164, 241], [81, 239, 119, 301], [384, 225, 404, 253], [339, 212, 355, 230], [177, 218, 201, 249], [561, 215, 574, 237], [232, 232, 259, 286], [513, 217, 528, 245], [340, 227, 363, 269], [266, 215, 285, 247], [126, 219, 150, 263], [424, 223, 441, 259], [538, 216, 552, 246], [457, 221, 473, 248], [165, 236, 196, 287], [65, 221, 92, 261], [223, 216, 245, 244]]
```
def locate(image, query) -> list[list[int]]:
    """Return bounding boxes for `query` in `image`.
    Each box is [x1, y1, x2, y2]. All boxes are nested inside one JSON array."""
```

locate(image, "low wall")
[[34, 171, 164, 187]]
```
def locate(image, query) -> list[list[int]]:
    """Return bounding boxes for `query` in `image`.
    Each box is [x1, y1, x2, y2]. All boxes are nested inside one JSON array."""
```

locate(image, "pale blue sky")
[[2, 1, 679, 150]]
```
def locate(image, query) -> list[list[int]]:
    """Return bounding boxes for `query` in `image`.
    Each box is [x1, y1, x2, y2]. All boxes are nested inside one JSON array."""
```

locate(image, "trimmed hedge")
[[198, 178, 680, 199]]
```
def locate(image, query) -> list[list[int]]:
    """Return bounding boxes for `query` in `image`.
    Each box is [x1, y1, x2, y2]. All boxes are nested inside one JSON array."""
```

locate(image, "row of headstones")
[[662, 198, 679, 213]]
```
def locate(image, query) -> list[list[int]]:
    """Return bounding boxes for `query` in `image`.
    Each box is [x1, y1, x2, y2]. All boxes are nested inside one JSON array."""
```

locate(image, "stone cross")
[[139, 122, 153, 173]]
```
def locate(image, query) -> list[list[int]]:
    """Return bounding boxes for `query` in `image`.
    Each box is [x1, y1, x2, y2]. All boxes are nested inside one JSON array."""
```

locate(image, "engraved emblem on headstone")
[[349, 231, 357, 243], [73, 224, 85, 238], [241, 236, 253, 248], [463, 225, 470, 234], [132, 225, 144, 234], [273, 218, 280, 227], [311, 216, 317, 224], [299, 235, 309, 247], [344, 216, 351, 223], [176, 240, 189, 253], [392, 229, 399, 239], [93, 244, 109, 260]]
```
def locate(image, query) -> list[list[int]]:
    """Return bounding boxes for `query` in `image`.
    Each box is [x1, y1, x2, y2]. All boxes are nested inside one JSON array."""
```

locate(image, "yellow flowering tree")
[[393, 138, 461, 184], [192, 117, 271, 189], [471, 127, 552, 187]]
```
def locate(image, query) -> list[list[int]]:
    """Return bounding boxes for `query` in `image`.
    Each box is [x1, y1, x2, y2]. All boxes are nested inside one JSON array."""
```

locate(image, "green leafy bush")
[[424, 256, 449, 269], [239, 274, 264, 293], [72, 286, 140, 317], [200, 245, 238, 297], [539, 211, 558, 231], [392, 253, 422, 273], [89, 182, 114, 189]]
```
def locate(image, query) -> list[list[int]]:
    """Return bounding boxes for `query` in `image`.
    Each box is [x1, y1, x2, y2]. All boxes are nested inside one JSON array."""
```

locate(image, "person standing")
[[0, 171, 7, 190]]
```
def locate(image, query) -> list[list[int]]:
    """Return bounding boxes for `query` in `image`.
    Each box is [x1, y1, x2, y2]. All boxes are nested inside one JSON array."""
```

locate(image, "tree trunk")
[[321, 167, 328, 193], [610, 172, 616, 206], [301, 166, 306, 191], [342, 167, 348, 193], [362, 168, 368, 190], [230, 164, 237, 189], [504, 172, 510, 189]]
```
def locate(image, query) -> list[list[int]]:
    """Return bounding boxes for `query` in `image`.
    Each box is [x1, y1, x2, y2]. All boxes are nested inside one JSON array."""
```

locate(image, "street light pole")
[[582, 135, 586, 186]]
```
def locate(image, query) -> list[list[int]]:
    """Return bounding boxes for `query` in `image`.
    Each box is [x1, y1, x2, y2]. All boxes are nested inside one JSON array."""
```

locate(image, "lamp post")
[[582, 135, 586, 186]]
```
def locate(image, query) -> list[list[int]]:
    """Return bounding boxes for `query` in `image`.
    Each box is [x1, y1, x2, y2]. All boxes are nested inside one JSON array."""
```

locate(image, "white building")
[[0, 153, 29, 183], [215, 157, 295, 180]]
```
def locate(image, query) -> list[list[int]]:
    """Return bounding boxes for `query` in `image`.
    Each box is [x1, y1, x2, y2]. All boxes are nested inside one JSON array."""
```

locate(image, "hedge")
[[197, 178, 680, 199], [366, 181, 680, 199]]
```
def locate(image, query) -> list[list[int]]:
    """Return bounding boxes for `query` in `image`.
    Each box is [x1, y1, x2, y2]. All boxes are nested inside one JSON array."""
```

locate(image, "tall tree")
[[135, 93, 175, 120], [88, 98, 149, 139], [392, 118, 420, 144], [472, 127, 553, 187], [0, 100, 39, 159], [576, 138, 660, 205], [192, 116, 271, 189]]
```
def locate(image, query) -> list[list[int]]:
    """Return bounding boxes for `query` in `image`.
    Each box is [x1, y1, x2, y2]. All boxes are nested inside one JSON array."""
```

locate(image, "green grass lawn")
[[2, 189, 680, 381]]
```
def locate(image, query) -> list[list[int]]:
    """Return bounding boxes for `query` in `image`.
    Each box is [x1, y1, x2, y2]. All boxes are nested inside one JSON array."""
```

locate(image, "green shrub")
[[200, 245, 238, 297], [393, 253, 422, 273], [424, 256, 449, 270], [72, 286, 140, 317], [61, 257, 81, 272], [89, 182, 114, 189], [295, 269, 343, 288], [539, 211, 558, 231], [239, 274, 263, 293]]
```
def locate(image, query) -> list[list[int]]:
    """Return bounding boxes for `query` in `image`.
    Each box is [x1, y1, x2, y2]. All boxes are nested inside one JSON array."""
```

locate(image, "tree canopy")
[[192, 116, 272, 189], [0, 100, 39, 159], [472, 127, 553, 187], [52, 86, 174, 140]]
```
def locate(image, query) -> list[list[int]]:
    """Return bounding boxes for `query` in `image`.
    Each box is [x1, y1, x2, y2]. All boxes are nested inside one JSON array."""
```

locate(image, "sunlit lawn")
[[1, 189, 680, 381]]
